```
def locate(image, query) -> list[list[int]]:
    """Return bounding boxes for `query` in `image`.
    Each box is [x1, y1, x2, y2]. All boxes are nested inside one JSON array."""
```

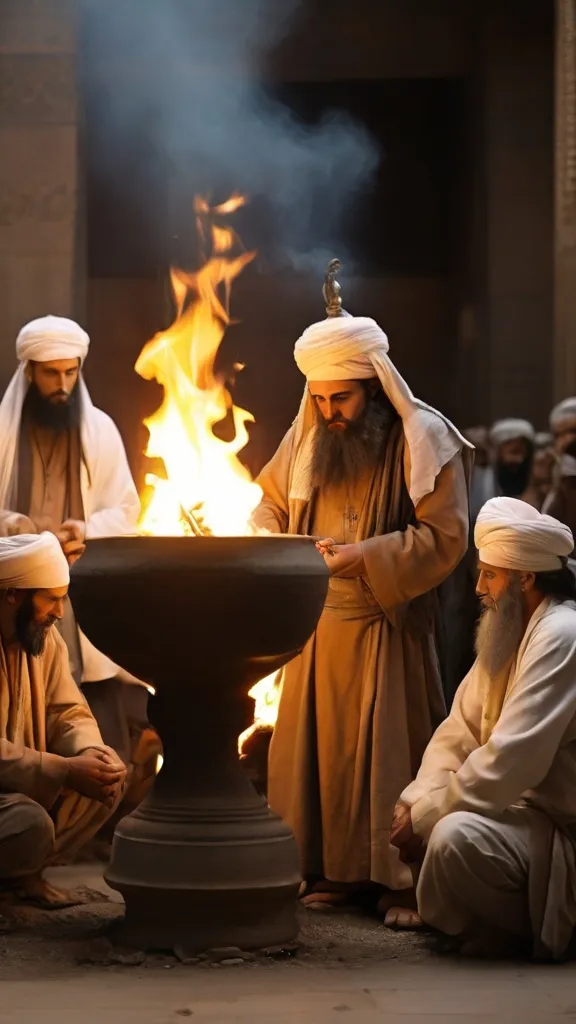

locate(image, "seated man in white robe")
[[390, 497, 576, 959], [0, 533, 126, 909]]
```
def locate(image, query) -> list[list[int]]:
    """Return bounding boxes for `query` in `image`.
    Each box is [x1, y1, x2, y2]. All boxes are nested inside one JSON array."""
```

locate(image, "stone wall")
[[554, 0, 576, 402], [0, 0, 80, 389], [473, 0, 554, 427]]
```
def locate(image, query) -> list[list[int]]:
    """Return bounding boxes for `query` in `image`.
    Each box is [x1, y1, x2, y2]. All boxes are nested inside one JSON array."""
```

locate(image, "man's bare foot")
[[11, 873, 82, 910], [377, 888, 423, 930], [300, 880, 371, 911], [301, 891, 349, 911]]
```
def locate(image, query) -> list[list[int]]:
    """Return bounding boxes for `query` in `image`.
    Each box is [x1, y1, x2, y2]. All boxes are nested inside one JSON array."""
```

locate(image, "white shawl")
[[291, 316, 471, 507]]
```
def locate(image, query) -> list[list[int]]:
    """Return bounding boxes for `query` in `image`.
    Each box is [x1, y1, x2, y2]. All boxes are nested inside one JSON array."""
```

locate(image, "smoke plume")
[[79, 0, 378, 270]]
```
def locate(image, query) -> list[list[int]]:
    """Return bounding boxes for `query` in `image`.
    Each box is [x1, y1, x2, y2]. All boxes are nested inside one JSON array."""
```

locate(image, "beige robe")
[[0, 627, 117, 868], [402, 598, 576, 958], [253, 419, 469, 888], [0, 399, 142, 684]]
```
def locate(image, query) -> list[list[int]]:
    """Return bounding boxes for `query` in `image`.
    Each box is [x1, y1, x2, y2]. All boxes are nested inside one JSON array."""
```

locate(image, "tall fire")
[[135, 196, 280, 748]]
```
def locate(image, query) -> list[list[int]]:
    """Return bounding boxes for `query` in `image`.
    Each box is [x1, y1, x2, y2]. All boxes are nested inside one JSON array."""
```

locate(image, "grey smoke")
[[79, 0, 378, 270]]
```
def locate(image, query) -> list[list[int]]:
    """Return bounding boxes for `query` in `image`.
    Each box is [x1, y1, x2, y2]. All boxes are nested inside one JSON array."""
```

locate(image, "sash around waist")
[[322, 576, 436, 636], [323, 576, 383, 620]]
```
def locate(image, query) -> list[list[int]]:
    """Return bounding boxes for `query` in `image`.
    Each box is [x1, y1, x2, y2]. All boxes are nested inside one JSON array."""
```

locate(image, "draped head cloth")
[[550, 397, 576, 428], [0, 315, 96, 510], [291, 315, 471, 507], [0, 532, 69, 590], [489, 418, 535, 449], [16, 315, 89, 365], [475, 497, 574, 573]]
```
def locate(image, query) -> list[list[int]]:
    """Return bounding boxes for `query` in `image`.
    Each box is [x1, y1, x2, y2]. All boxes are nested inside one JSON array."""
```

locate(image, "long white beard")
[[475, 577, 525, 678]]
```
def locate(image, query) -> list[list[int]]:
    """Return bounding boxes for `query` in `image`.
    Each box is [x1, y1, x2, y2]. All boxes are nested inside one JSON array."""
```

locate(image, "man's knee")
[[426, 811, 482, 860], [0, 797, 55, 877]]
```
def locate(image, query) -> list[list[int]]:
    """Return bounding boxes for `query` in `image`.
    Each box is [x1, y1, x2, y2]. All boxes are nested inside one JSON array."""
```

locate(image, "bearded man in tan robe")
[[0, 532, 126, 909], [252, 304, 472, 918], [0, 315, 155, 777], [392, 498, 576, 959]]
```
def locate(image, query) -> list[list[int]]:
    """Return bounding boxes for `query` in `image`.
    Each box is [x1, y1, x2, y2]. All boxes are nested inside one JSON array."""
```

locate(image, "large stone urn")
[[70, 536, 327, 954]]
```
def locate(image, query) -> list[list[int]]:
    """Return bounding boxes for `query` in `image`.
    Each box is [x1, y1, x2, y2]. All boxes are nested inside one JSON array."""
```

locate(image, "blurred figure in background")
[[470, 419, 535, 522], [521, 438, 555, 512], [543, 398, 576, 541], [550, 398, 576, 456]]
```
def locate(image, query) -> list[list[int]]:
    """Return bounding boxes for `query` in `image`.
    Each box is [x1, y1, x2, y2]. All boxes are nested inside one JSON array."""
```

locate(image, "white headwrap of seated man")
[[0, 532, 70, 591], [291, 314, 472, 507], [489, 418, 535, 450], [475, 496, 574, 573]]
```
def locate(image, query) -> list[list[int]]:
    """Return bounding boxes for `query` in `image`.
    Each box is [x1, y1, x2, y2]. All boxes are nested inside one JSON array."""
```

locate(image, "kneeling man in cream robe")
[[392, 497, 576, 958], [0, 533, 126, 909]]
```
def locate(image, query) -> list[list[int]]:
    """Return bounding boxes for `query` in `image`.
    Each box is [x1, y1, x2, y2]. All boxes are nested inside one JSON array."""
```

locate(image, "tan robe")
[[0, 627, 117, 872], [253, 419, 469, 888]]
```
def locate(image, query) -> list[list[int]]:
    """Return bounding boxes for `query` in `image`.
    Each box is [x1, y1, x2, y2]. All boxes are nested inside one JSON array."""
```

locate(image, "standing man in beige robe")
[[392, 498, 576, 958], [0, 315, 153, 772], [252, 284, 472, 917], [0, 532, 126, 909]]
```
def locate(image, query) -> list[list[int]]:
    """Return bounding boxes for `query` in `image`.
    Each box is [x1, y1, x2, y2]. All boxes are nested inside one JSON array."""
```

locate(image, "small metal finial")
[[323, 258, 343, 318]]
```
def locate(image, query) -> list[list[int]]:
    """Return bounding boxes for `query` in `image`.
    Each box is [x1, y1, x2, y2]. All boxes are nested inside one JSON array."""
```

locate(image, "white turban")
[[16, 315, 90, 365], [0, 533, 70, 590], [290, 315, 470, 508], [550, 397, 576, 428], [475, 497, 574, 572], [295, 316, 388, 382], [489, 418, 535, 448]]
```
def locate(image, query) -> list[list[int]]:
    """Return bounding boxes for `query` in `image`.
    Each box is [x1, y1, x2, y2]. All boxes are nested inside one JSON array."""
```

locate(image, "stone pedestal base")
[[104, 686, 300, 954]]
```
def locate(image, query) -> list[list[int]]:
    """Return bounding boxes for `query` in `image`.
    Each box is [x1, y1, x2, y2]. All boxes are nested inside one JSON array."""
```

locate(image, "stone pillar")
[[0, 0, 81, 389], [554, 0, 576, 401]]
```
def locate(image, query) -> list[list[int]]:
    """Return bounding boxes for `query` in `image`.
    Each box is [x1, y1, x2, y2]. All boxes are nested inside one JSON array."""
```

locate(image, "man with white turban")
[[470, 418, 536, 522], [252, 295, 472, 920], [549, 397, 576, 455], [0, 316, 152, 769], [543, 398, 576, 535], [391, 497, 576, 958], [0, 533, 126, 910]]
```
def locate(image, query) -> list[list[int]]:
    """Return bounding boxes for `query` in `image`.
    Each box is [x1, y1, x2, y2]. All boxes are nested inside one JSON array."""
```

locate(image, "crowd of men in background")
[[465, 397, 576, 537]]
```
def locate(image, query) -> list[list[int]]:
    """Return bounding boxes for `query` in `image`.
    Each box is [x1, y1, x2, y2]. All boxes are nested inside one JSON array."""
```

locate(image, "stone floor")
[[1, 863, 575, 1023]]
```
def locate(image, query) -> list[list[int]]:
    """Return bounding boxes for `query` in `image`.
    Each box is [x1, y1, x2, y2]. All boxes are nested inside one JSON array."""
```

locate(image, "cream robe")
[[0, 405, 141, 684], [402, 598, 576, 958], [253, 419, 469, 888], [0, 628, 117, 862]]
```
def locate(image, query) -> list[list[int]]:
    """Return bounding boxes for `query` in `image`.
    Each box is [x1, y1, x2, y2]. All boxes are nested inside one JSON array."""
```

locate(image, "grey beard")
[[475, 575, 525, 678], [311, 396, 395, 489]]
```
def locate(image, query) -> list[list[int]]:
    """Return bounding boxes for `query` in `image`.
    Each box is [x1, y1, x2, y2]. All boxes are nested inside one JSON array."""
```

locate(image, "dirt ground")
[[0, 862, 432, 980], [2, 863, 576, 1024]]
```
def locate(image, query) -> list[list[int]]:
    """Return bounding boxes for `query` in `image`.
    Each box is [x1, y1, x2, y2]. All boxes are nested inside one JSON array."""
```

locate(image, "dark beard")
[[23, 381, 80, 432], [496, 457, 532, 497], [311, 393, 396, 489], [15, 593, 55, 657]]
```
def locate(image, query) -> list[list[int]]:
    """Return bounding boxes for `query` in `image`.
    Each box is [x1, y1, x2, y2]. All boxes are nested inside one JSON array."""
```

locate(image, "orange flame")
[[135, 197, 262, 537], [136, 196, 280, 738]]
